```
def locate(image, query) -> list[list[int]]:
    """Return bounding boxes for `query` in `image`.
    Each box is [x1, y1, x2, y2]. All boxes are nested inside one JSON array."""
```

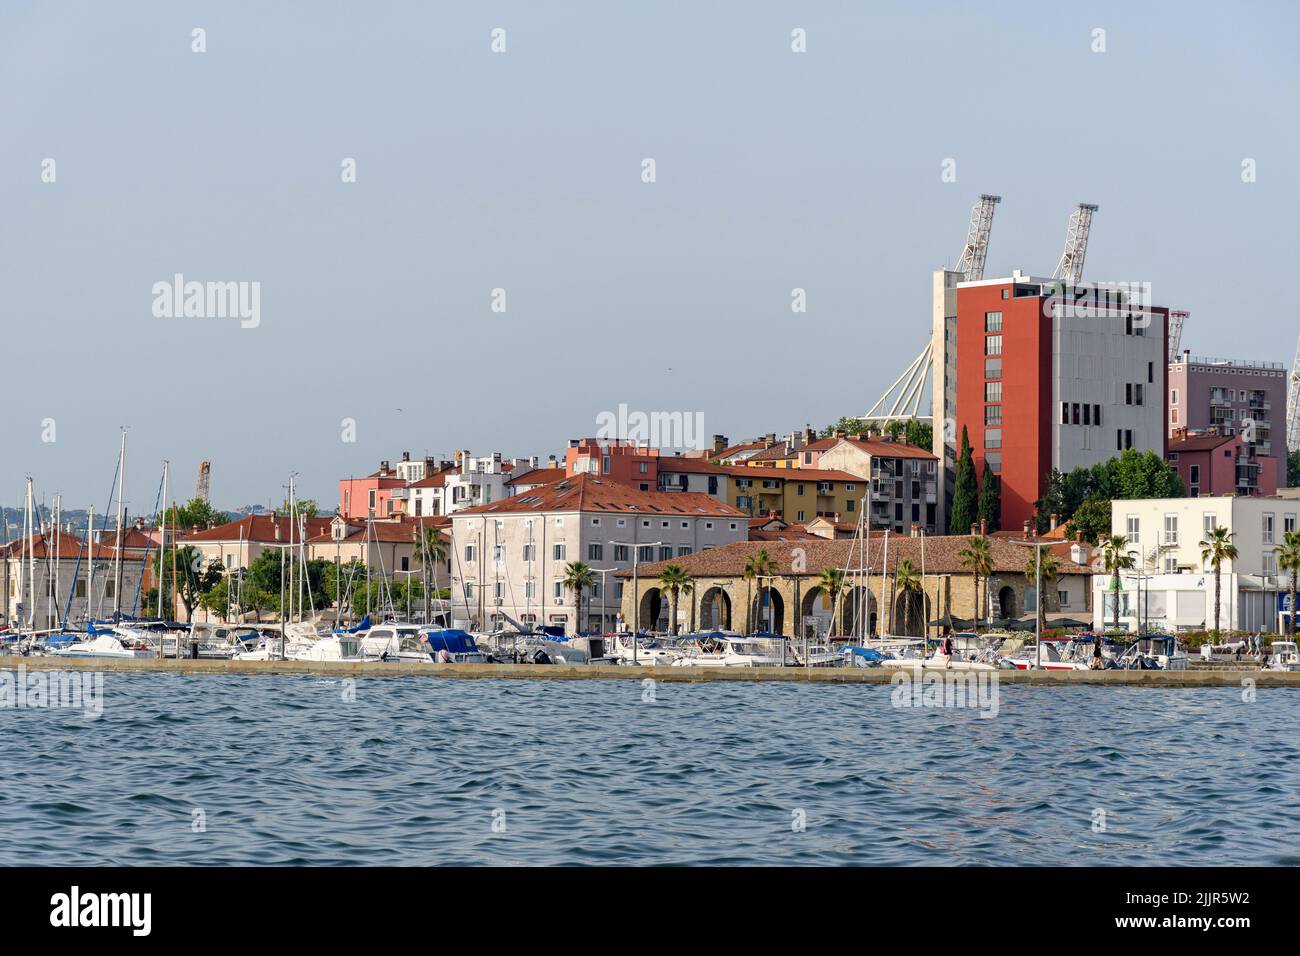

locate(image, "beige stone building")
[[618, 535, 1091, 638]]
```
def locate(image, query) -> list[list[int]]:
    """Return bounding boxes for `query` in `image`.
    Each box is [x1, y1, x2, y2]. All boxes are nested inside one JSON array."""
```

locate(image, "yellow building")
[[723, 465, 866, 525]]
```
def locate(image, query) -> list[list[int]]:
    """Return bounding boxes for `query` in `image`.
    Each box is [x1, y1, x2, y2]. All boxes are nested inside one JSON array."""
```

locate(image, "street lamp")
[[609, 540, 662, 665], [1014, 538, 1053, 670], [588, 566, 618, 634]]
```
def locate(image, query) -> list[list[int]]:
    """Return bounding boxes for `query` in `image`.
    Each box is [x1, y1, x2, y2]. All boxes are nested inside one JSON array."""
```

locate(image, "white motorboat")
[[292, 633, 363, 662], [882, 648, 998, 671], [1263, 640, 1300, 672], [49, 633, 152, 659], [670, 634, 785, 668], [358, 622, 423, 660], [233, 622, 323, 661], [605, 632, 680, 665]]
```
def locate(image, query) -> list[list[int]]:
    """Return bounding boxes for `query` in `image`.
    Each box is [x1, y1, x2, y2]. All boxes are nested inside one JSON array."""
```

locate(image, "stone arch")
[[753, 586, 785, 635], [698, 586, 732, 631], [638, 587, 664, 631], [997, 585, 1016, 619], [893, 591, 931, 637], [836, 586, 878, 639]]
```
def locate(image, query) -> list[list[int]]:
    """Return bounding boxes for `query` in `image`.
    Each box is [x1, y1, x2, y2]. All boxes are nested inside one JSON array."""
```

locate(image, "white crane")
[[1052, 203, 1098, 286], [1288, 334, 1300, 453], [862, 195, 1000, 425]]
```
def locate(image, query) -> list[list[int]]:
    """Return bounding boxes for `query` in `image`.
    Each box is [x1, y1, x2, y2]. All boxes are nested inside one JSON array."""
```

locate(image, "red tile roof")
[[181, 513, 335, 544], [508, 467, 569, 486], [0, 529, 143, 561], [1168, 433, 1237, 453], [818, 435, 936, 460], [455, 473, 746, 518], [407, 465, 459, 489]]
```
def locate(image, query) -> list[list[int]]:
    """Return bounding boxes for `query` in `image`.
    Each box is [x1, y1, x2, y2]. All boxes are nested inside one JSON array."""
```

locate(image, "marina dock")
[[6, 657, 1300, 687]]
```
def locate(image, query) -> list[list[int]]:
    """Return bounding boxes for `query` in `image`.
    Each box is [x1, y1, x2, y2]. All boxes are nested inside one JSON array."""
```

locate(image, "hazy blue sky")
[[3, 1, 1297, 512]]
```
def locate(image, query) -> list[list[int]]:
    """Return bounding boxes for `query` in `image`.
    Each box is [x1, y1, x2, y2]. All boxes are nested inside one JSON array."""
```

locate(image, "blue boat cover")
[[43, 633, 78, 648], [344, 615, 372, 634], [422, 630, 477, 654], [840, 645, 886, 661]]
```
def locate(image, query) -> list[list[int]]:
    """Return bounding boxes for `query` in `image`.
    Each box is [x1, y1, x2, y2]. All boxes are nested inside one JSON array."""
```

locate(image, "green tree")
[[1101, 534, 1134, 633], [949, 426, 977, 535], [562, 561, 595, 633], [162, 497, 229, 532], [1064, 497, 1112, 545], [958, 535, 993, 628], [815, 567, 847, 637], [1274, 530, 1300, 638], [242, 549, 335, 619], [657, 564, 694, 636], [412, 524, 448, 619], [160, 547, 222, 622], [1199, 526, 1238, 636], [1288, 449, 1300, 489], [976, 461, 1000, 533], [1025, 549, 1060, 635], [199, 575, 231, 620], [279, 498, 320, 518]]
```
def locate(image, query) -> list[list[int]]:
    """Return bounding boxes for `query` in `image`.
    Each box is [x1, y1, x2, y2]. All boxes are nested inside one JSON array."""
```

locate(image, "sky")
[[2, 0, 1297, 513]]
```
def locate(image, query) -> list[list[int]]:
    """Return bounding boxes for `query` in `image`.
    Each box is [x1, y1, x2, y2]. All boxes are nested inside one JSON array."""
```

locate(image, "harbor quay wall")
[[3, 657, 1298, 688]]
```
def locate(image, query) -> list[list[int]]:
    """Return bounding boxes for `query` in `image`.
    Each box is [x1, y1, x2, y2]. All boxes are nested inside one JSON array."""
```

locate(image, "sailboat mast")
[[158, 461, 168, 619], [112, 429, 126, 618], [86, 504, 95, 624], [25, 479, 36, 630]]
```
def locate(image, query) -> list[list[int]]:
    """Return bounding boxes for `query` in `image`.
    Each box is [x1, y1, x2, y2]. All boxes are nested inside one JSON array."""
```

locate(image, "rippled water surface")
[[1, 673, 1297, 865]]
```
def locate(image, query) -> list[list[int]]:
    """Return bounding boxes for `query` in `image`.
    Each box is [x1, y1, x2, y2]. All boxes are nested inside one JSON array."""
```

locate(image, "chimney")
[[712, 434, 728, 455], [834, 430, 846, 439], [970, 523, 978, 535], [1049, 513, 1058, 531], [1075, 530, 1084, 543], [402, 451, 410, 462], [804, 425, 816, 445], [768, 510, 778, 519], [380, 459, 390, 475]]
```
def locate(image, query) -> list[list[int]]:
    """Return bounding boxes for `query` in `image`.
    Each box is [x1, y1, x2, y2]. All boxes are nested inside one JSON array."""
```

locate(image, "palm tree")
[[742, 549, 776, 634], [1274, 530, 1300, 638], [561, 561, 595, 634], [657, 564, 694, 636], [411, 523, 448, 620], [894, 558, 923, 637], [816, 567, 847, 638], [1199, 526, 1238, 636], [1101, 534, 1134, 633], [1024, 549, 1060, 635], [958, 535, 992, 629]]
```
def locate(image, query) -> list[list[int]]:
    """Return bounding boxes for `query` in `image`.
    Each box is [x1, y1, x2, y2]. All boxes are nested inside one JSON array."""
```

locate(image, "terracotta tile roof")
[[181, 513, 335, 544], [407, 465, 459, 489], [616, 535, 1090, 578], [455, 473, 746, 518], [0, 529, 144, 561], [749, 528, 820, 541], [820, 436, 936, 460], [1168, 433, 1236, 453], [305, 515, 448, 545], [725, 465, 864, 483], [508, 467, 568, 486], [657, 458, 730, 474]]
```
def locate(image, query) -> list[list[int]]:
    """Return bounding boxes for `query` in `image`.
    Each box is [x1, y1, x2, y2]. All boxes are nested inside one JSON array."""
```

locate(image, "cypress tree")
[[949, 426, 977, 535], [977, 460, 1001, 533]]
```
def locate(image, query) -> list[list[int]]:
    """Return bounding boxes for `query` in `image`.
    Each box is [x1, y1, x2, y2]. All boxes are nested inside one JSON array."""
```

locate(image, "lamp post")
[[588, 566, 618, 634], [1014, 538, 1053, 670], [610, 540, 662, 665]]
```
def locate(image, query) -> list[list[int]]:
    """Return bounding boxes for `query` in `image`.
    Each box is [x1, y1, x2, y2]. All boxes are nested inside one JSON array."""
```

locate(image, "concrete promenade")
[[4, 657, 1298, 688]]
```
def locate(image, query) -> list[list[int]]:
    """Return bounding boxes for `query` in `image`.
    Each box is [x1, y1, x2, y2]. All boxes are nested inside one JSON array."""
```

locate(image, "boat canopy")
[[343, 615, 372, 634], [421, 630, 477, 654]]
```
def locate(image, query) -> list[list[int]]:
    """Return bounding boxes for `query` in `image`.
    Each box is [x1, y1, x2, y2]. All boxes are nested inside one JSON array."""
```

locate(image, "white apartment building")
[[449, 474, 747, 633], [1094, 495, 1298, 633], [405, 453, 543, 518]]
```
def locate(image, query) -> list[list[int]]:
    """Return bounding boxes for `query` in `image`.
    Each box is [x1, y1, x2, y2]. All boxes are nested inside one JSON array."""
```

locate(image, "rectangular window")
[[1083, 404, 1091, 425], [1171, 388, 1179, 405], [1072, 403, 1081, 425], [1135, 384, 1144, 406], [614, 545, 629, 562], [588, 543, 604, 561], [1061, 402, 1070, 425], [522, 543, 534, 561], [984, 358, 1002, 379], [637, 545, 654, 562], [659, 546, 672, 561], [553, 543, 566, 561], [985, 311, 1003, 332], [1148, 361, 1154, 384], [985, 452, 1002, 473], [1203, 513, 1216, 540], [1094, 404, 1102, 426], [1126, 515, 1140, 548], [1189, 464, 1200, 485], [985, 381, 1002, 402], [985, 335, 1002, 356], [1126, 383, 1133, 405], [1263, 513, 1275, 545], [985, 428, 1002, 450], [464, 544, 476, 562], [1286, 514, 1296, 534], [1163, 513, 1178, 546], [985, 405, 1002, 425]]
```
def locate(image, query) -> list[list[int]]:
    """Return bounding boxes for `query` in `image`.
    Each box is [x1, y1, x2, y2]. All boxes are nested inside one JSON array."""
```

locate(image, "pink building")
[[338, 460, 406, 519], [1168, 351, 1287, 488], [1166, 428, 1277, 498]]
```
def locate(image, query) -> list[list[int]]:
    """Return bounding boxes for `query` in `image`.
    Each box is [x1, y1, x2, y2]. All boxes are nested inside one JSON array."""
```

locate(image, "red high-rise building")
[[932, 270, 1172, 533]]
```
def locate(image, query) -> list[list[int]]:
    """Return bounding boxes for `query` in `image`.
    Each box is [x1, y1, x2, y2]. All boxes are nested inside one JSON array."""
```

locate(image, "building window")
[[985, 381, 1002, 402], [1202, 513, 1216, 540], [1263, 513, 1275, 545], [985, 357, 1002, 379], [1094, 404, 1102, 426], [659, 546, 672, 561], [637, 545, 654, 562], [1189, 464, 1200, 485], [985, 428, 1002, 450], [588, 543, 603, 561], [553, 543, 566, 561], [1163, 514, 1178, 546], [985, 406, 1002, 425], [1058, 589, 1069, 607], [1061, 402, 1069, 425], [1286, 514, 1296, 534], [1126, 515, 1140, 548], [464, 544, 476, 562], [985, 452, 1002, 473], [614, 545, 629, 561], [1171, 388, 1179, 406], [985, 311, 1003, 332], [985, 335, 1002, 356]]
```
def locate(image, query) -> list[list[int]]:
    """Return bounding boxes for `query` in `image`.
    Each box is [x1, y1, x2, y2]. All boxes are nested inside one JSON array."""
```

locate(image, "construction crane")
[[1052, 203, 1098, 286], [195, 460, 211, 504], [955, 194, 1001, 282], [1288, 335, 1300, 453], [863, 194, 1000, 424], [1167, 310, 1189, 362]]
